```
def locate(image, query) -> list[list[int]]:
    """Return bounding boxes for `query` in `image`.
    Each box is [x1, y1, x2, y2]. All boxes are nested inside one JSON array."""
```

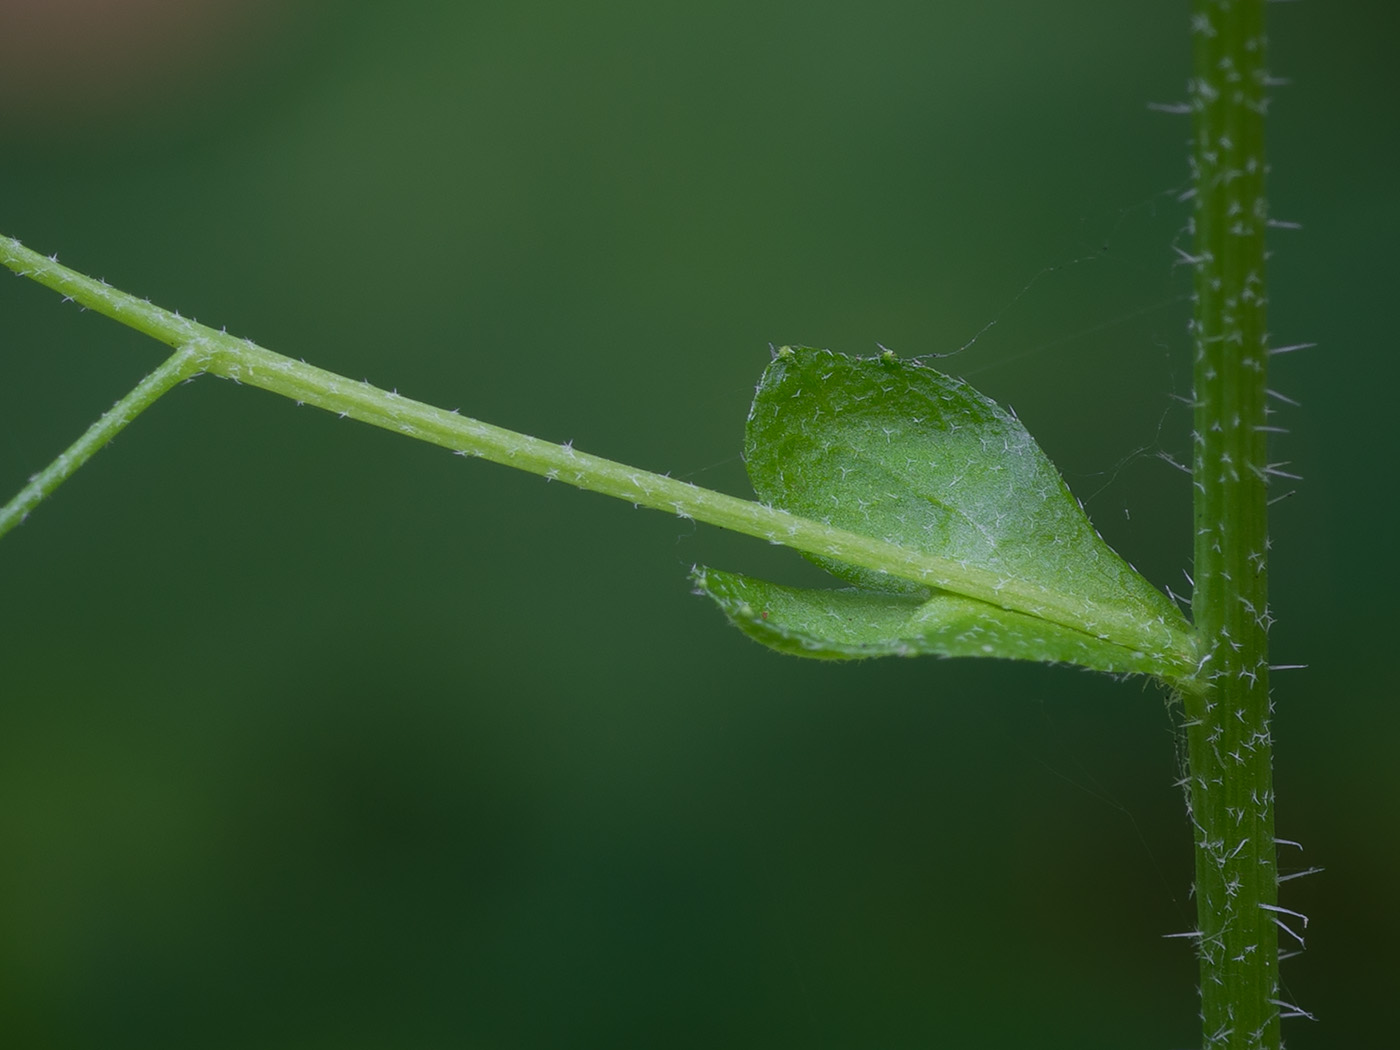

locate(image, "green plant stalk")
[[0, 236, 1197, 677], [1185, 2, 1282, 1047], [0, 344, 206, 535]]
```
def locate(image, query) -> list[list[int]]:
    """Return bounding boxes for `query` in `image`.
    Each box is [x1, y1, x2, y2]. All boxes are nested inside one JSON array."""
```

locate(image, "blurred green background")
[[2, 1, 1393, 1046]]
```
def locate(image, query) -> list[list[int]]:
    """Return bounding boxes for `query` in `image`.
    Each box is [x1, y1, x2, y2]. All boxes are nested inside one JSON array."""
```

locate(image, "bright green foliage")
[[0, 236, 1195, 684], [695, 568, 1183, 676], [696, 346, 1193, 675]]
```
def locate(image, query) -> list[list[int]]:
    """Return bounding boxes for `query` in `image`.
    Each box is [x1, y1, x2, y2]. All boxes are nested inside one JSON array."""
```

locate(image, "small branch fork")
[[0, 344, 208, 539], [0, 236, 1199, 680]]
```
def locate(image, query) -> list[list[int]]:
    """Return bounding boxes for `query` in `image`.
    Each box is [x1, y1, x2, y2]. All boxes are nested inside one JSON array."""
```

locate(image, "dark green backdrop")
[[2, 2, 1392, 1046]]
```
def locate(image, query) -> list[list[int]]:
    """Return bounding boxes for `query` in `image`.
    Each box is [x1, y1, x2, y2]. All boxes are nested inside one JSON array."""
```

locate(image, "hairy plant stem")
[[0, 236, 1196, 677], [0, 345, 206, 537], [1185, 2, 1282, 1048]]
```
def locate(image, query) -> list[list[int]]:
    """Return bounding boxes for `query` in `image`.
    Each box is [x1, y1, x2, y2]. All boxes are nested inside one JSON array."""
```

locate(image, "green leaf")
[[698, 346, 1196, 678], [694, 567, 1173, 675]]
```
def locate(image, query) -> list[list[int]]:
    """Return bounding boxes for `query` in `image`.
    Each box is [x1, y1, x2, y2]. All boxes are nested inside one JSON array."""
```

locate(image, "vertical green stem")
[[1185, 2, 1280, 1048]]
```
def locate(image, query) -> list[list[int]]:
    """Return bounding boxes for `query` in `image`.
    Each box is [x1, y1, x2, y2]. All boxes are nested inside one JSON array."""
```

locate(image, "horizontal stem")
[[2, 234, 1198, 679]]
